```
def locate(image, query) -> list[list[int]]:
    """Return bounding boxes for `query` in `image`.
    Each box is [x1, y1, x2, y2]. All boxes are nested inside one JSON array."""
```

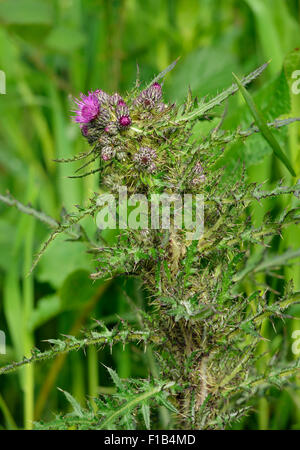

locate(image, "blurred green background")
[[0, 0, 300, 430]]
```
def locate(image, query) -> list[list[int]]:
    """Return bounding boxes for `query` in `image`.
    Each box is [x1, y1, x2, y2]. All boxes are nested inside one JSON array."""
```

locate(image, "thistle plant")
[[1, 61, 300, 430]]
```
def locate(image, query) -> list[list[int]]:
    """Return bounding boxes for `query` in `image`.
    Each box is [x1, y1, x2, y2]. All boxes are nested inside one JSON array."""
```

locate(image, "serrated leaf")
[[106, 366, 125, 392], [146, 57, 180, 89], [99, 385, 162, 430], [179, 62, 269, 122], [232, 72, 296, 176], [157, 392, 179, 413], [58, 388, 84, 418]]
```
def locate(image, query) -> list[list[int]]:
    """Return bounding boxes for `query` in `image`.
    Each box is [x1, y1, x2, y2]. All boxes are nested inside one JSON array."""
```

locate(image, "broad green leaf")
[[232, 72, 296, 176], [37, 234, 94, 289], [27, 295, 60, 331], [59, 269, 104, 311]]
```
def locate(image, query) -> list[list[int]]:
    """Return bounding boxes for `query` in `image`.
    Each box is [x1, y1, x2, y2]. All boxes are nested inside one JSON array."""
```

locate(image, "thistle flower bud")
[[118, 115, 132, 128], [194, 162, 204, 175], [98, 135, 112, 147], [157, 102, 167, 112], [116, 151, 126, 161], [133, 146, 157, 171], [134, 82, 162, 109], [104, 122, 119, 136], [191, 161, 206, 184], [81, 124, 101, 144], [101, 146, 116, 161], [147, 82, 162, 102], [116, 103, 130, 119], [95, 89, 110, 105], [148, 162, 157, 173], [95, 107, 111, 127], [109, 93, 123, 106]]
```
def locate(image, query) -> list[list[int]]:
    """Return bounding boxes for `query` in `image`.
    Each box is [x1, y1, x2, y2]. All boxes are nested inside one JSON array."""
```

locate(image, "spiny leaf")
[[98, 384, 166, 429], [232, 72, 296, 176], [146, 57, 180, 89], [58, 388, 84, 418], [105, 366, 125, 392], [178, 62, 269, 122], [141, 402, 151, 430]]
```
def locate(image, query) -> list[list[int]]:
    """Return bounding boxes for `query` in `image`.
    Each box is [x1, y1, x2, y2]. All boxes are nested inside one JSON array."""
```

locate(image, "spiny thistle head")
[[70, 80, 174, 191], [133, 146, 157, 172]]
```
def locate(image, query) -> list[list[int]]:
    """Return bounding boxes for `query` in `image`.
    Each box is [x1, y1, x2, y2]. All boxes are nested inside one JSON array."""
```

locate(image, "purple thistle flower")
[[73, 91, 100, 124]]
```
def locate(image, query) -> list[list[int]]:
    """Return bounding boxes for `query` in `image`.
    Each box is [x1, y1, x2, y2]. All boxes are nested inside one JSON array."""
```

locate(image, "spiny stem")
[[0, 331, 163, 376]]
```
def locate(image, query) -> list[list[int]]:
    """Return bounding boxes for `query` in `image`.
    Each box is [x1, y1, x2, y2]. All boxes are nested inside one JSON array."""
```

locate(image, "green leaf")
[[59, 269, 104, 311], [179, 62, 269, 122], [166, 44, 238, 103], [146, 57, 180, 89], [99, 385, 163, 430], [58, 388, 84, 418], [141, 402, 150, 430], [37, 234, 94, 289], [27, 295, 60, 331], [232, 72, 296, 176], [105, 366, 125, 393]]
